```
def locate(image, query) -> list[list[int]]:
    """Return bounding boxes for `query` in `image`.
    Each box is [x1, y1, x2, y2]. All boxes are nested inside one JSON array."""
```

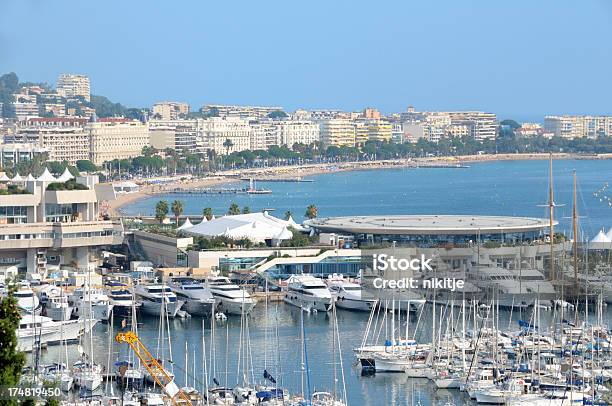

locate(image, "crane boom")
[[116, 331, 192, 406]]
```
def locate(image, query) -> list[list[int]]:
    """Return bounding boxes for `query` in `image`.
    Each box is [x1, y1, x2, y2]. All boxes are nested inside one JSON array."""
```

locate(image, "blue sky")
[[1, 0, 611, 120]]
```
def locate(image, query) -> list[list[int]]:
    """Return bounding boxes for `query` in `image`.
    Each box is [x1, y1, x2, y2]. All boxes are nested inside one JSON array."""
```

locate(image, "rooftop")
[[306, 215, 555, 236]]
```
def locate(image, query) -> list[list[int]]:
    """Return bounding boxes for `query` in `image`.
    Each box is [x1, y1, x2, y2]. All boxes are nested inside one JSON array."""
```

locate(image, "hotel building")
[[11, 121, 90, 164], [0, 175, 123, 277], [88, 119, 150, 165], [199, 117, 251, 155], [200, 104, 284, 120]]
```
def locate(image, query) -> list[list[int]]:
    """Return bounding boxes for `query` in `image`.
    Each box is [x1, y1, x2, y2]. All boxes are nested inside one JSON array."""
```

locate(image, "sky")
[[1, 0, 611, 120]]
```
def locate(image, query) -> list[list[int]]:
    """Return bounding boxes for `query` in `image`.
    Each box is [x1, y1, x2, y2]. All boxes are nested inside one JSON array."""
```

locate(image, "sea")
[[36, 159, 612, 405]]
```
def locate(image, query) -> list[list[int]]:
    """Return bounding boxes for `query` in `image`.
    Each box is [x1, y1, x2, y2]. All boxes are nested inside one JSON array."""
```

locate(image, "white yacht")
[[169, 276, 216, 316], [69, 285, 114, 321], [284, 274, 334, 312], [105, 282, 140, 316], [134, 284, 184, 318], [17, 315, 97, 352], [13, 284, 41, 315], [72, 360, 103, 391], [205, 276, 256, 315], [326, 274, 376, 312], [470, 265, 556, 308]]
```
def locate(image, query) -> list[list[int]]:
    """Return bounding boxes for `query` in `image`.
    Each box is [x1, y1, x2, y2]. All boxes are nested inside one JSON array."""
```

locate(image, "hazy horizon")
[[1, 0, 611, 118]]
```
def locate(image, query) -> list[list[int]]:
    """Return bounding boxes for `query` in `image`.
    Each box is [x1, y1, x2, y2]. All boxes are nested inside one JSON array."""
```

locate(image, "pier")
[[167, 187, 271, 195]]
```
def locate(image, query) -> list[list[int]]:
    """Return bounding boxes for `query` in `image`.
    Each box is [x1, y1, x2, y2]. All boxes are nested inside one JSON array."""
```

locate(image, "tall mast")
[[572, 170, 578, 284], [549, 153, 555, 282]]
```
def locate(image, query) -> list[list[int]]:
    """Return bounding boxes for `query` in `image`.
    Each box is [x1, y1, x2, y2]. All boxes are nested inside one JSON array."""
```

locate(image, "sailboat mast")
[[572, 170, 578, 284], [549, 153, 555, 282]]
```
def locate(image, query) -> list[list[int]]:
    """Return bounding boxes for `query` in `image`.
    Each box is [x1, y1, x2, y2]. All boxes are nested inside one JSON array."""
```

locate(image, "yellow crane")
[[115, 331, 192, 406]]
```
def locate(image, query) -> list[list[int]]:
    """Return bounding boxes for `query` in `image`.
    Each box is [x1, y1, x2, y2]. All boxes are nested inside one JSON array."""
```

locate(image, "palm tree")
[[155, 200, 169, 223], [242, 206, 251, 214], [223, 138, 234, 156], [171, 200, 184, 226], [304, 204, 318, 219], [202, 207, 213, 221], [228, 202, 240, 215]]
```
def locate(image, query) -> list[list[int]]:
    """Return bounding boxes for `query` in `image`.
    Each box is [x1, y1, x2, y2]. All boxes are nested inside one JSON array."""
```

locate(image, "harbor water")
[[125, 159, 612, 235]]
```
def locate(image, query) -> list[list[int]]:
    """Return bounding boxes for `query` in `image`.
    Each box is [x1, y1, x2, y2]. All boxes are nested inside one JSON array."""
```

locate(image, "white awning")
[[177, 217, 194, 230]]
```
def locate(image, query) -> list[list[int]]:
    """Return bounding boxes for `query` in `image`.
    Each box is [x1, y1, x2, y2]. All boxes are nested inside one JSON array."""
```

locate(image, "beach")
[[108, 152, 611, 216]]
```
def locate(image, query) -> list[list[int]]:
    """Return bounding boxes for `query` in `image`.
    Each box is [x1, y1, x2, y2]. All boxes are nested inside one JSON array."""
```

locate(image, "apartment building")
[[447, 111, 497, 141], [56, 73, 91, 101], [367, 120, 393, 142], [201, 104, 284, 120], [0, 174, 123, 277], [152, 101, 190, 120], [319, 119, 356, 147], [544, 115, 612, 138], [88, 119, 150, 165]]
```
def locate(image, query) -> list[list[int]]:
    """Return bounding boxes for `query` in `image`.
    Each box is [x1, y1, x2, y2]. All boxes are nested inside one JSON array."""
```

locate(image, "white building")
[[201, 104, 284, 120], [276, 120, 320, 147], [199, 117, 251, 155], [13, 125, 90, 164], [88, 119, 150, 165], [0, 143, 48, 168], [0, 174, 123, 277], [56, 74, 91, 102], [544, 115, 612, 139]]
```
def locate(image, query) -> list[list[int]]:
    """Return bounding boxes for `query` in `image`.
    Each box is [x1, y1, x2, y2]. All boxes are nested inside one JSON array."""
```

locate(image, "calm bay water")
[[126, 159, 612, 236], [36, 159, 612, 405]]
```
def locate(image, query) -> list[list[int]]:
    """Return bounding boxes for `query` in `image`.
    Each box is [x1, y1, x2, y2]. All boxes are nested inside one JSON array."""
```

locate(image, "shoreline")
[[108, 152, 611, 216]]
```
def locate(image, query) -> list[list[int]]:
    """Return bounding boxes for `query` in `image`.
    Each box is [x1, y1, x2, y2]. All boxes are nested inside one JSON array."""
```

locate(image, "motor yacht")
[[205, 276, 256, 315], [169, 276, 216, 316], [325, 274, 376, 311], [284, 274, 334, 312], [133, 284, 184, 318]]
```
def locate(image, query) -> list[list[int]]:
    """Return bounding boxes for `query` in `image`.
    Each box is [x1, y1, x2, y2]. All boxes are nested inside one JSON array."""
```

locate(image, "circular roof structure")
[[305, 215, 554, 236]]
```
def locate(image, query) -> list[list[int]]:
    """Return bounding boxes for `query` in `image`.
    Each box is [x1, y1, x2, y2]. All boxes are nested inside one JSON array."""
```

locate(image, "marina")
[[2, 159, 612, 405]]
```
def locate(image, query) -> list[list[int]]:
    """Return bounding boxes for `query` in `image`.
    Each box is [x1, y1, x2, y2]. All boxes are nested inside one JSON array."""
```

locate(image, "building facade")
[[88, 119, 150, 165], [56, 74, 91, 102], [0, 175, 123, 277], [319, 119, 356, 147], [152, 101, 190, 120]]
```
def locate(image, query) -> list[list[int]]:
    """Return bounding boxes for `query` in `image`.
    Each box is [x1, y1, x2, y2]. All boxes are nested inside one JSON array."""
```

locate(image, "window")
[[0, 206, 28, 224], [45, 203, 78, 223]]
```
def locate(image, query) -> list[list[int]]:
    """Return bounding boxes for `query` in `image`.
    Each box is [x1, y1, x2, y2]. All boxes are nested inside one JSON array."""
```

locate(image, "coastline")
[[108, 152, 611, 216]]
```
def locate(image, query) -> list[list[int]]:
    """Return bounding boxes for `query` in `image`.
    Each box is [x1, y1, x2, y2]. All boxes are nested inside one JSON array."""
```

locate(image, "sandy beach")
[[108, 152, 610, 216]]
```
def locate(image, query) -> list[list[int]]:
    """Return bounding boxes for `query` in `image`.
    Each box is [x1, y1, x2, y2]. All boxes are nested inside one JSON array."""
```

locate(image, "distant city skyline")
[[1, 0, 612, 119]]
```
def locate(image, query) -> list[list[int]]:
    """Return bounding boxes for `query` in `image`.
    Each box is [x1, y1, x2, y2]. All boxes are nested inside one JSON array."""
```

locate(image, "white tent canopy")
[[11, 173, 24, 182], [0, 173, 10, 182], [56, 167, 75, 182], [591, 230, 611, 243], [177, 217, 194, 230], [37, 168, 57, 182], [25, 174, 36, 182], [185, 212, 299, 243], [606, 228, 612, 241]]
